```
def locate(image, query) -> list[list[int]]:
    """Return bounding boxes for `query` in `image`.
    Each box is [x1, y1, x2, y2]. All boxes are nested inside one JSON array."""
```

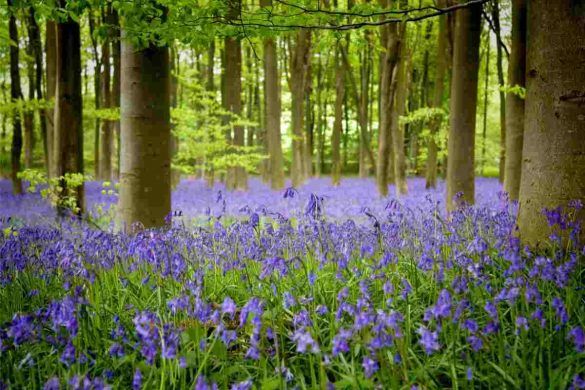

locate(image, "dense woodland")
[[0, 0, 583, 240], [1, 1, 585, 388]]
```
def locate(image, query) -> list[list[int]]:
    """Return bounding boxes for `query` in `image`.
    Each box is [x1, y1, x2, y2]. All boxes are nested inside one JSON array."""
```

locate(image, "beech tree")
[[118, 9, 171, 229], [517, 0, 585, 244], [8, 0, 23, 195], [446, 2, 482, 210]]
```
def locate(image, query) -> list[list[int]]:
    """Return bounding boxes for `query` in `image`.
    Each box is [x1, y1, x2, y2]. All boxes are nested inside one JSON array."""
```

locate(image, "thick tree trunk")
[[290, 30, 311, 188], [88, 15, 100, 180], [446, 2, 482, 210], [481, 34, 490, 175], [205, 39, 215, 187], [118, 37, 170, 230], [45, 21, 57, 178], [503, 0, 526, 201], [425, 2, 448, 189], [331, 45, 345, 186], [391, 23, 409, 196], [261, 6, 284, 189], [8, 0, 23, 194], [98, 40, 112, 181], [54, 12, 84, 213], [491, 0, 506, 183], [517, 0, 585, 245]]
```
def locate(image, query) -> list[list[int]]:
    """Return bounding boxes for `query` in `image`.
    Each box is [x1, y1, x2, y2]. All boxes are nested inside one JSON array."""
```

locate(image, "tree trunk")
[[517, 0, 585, 245], [111, 9, 121, 181], [376, 22, 400, 197], [503, 0, 526, 201], [46, 21, 57, 179], [481, 33, 490, 175], [331, 45, 345, 186], [290, 30, 311, 187], [54, 10, 84, 213], [28, 7, 46, 171], [98, 39, 112, 181], [24, 13, 36, 169], [8, 0, 23, 194], [446, 2, 482, 210], [491, 0, 506, 183], [425, 1, 448, 189], [391, 23, 409, 196], [261, 2, 285, 189], [205, 39, 215, 187], [88, 14, 101, 180], [118, 36, 170, 230]]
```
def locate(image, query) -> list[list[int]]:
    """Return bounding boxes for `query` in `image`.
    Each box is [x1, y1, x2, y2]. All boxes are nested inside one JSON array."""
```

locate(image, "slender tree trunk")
[[111, 9, 121, 181], [8, 0, 23, 194], [46, 21, 57, 178], [391, 23, 409, 196], [205, 39, 215, 187], [290, 30, 311, 187], [98, 38, 112, 181], [518, 0, 585, 245], [425, 2, 448, 189], [481, 32, 490, 175], [118, 35, 170, 230], [261, 1, 285, 189], [23, 14, 35, 169], [331, 45, 345, 186], [54, 9, 84, 213], [27, 7, 47, 172], [491, 0, 506, 183], [503, 0, 526, 201], [446, 2, 482, 210], [88, 15, 101, 180]]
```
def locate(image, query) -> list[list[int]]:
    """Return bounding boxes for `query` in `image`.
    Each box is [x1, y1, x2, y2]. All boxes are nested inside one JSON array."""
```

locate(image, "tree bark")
[[98, 39, 112, 181], [8, 0, 23, 194], [24, 12, 36, 169], [503, 0, 526, 201], [290, 30, 311, 187], [45, 21, 57, 179], [54, 10, 84, 213], [376, 21, 400, 197], [391, 23, 409, 196], [331, 44, 345, 186], [446, 2, 482, 210], [491, 0, 506, 183], [425, 1, 448, 189], [517, 0, 585, 245], [118, 36, 170, 230], [111, 9, 121, 181], [261, 0, 285, 190]]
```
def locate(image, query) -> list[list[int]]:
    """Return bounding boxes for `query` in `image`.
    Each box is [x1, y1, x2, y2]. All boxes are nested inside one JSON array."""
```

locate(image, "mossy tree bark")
[[118, 37, 170, 230], [446, 2, 482, 210], [503, 0, 526, 201], [518, 0, 585, 245]]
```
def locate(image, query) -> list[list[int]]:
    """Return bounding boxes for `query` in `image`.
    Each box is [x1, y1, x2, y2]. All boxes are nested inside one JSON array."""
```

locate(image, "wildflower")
[[467, 335, 483, 351], [552, 297, 569, 325], [362, 355, 379, 378], [108, 342, 125, 358], [569, 326, 584, 352], [221, 296, 237, 318], [132, 369, 142, 390], [44, 377, 60, 390], [291, 329, 319, 353], [466, 367, 473, 381], [195, 376, 218, 390], [417, 326, 440, 354], [231, 380, 253, 390], [515, 316, 529, 333], [332, 329, 351, 356]]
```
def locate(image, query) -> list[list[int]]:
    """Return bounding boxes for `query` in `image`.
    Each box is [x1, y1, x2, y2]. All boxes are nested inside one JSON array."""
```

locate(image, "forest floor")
[[0, 177, 583, 389]]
